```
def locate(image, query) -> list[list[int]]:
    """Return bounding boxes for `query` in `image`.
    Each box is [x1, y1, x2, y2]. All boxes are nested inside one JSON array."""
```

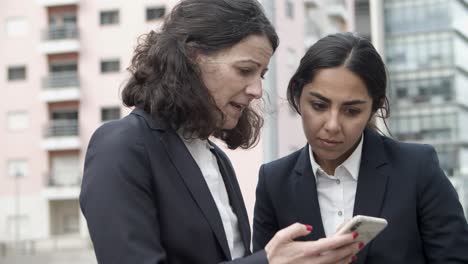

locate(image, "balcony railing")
[[46, 171, 81, 187], [44, 120, 79, 137], [42, 25, 79, 41], [42, 71, 79, 89]]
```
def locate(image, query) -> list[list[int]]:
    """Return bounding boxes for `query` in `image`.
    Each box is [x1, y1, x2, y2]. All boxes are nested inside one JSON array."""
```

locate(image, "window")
[[101, 107, 121, 122], [285, 0, 294, 18], [63, 214, 80, 234], [6, 17, 28, 37], [7, 111, 29, 131], [7, 65, 26, 81], [100, 10, 119, 25], [146, 7, 165, 21], [7, 159, 28, 178], [100, 59, 120, 73]]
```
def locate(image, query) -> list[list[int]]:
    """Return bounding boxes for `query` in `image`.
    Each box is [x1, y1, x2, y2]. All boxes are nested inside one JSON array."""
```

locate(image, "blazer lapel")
[[211, 146, 251, 254], [159, 131, 232, 260], [353, 129, 390, 264], [292, 146, 326, 240]]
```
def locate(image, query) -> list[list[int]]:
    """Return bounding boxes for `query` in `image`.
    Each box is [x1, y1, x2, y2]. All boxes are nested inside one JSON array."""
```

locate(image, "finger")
[[274, 222, 313, 242], [316, 242, 358, 263], [303, 233, 356, 255], [334, 218, 351, 234]]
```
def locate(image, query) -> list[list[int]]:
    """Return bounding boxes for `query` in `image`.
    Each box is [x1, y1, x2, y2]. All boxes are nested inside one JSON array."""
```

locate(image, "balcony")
[[327, 0, 347, 22], [38, 25, 80, 54], [40, 72, 80, 103], [43, 174, 81, 201], [41, 120, 80, 151], [43, 171, 81, 200], [36, 0, 79, 7]]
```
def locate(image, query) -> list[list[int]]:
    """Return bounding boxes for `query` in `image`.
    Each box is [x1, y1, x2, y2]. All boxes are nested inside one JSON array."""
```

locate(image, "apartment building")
[[0, 0, 354, 261]]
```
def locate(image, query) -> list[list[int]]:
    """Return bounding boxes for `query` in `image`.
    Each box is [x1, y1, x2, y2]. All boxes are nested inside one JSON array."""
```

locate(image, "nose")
[[245, 78, 263, 100], [324, 109, 341, 134]]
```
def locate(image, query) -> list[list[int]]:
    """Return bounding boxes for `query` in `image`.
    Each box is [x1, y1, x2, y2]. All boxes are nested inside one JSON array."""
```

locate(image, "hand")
[[265, 223, 360, 264]]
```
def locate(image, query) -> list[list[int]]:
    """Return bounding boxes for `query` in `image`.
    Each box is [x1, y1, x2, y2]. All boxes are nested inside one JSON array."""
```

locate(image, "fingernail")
[[352, 255, 357, 261], [359, 242, 364, 249], [305, 224, 313, 231], [353, 232, 359, 239]]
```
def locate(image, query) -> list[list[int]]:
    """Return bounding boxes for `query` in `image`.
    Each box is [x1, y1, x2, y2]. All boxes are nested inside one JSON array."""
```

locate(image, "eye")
[[238, 68, 253, 76], [260, 70, 268, 80], [311, 101, 328, 111], [344, 107, 361, 116]]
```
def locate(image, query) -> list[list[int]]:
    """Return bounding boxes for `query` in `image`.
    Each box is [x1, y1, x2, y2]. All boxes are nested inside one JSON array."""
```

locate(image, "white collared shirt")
[[180, 136, 245, 259], [308, 135, 364, 237]]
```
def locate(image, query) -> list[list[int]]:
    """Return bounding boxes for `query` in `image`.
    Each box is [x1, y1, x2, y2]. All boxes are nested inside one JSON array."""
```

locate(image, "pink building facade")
[[0, 0, 354, 257]]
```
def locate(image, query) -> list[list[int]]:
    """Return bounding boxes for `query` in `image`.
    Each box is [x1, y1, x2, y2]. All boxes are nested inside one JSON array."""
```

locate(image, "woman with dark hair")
[[253, 32, 468, 263], [80, 1, 361, 264]]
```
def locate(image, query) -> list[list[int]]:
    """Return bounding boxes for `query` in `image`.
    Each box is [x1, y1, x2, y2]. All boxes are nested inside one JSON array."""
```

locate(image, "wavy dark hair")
[[122, 0, 279, 149], [287, 32, 390, 133]]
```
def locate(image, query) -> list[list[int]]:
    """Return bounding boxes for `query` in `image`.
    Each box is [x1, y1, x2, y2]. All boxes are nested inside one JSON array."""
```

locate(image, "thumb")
[[275, 223, 313, 242]]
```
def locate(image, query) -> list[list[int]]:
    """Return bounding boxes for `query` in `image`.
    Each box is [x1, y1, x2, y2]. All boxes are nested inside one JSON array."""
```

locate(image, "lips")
[[319, 138, 343, 148], [229, 102, 247, 112]]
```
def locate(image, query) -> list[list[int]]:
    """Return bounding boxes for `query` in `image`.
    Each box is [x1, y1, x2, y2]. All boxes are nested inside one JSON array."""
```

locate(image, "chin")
[[222, 119, 239, 130]]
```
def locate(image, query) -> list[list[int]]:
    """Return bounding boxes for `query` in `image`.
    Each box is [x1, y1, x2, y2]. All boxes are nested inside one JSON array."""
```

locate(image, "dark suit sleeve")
[[80, 127, 166, 264], [252, 165, 279, 252], [417, 146, 468, 263]]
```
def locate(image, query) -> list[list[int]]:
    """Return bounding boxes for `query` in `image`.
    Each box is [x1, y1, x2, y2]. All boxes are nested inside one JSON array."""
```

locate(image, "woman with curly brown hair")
[[79, 1, 361, 263]]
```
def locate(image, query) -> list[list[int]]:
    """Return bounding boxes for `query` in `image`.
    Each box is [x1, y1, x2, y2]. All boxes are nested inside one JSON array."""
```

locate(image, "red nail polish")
[[305, 224, 313, 231], [352, 255, 357, 261], [359, 242, 364, 249], [353, 232, 359, 239]]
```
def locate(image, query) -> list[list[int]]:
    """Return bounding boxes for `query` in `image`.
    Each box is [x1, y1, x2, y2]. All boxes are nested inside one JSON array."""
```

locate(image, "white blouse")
[[308, 135, 363, 237], [180, 136, 245, 259]]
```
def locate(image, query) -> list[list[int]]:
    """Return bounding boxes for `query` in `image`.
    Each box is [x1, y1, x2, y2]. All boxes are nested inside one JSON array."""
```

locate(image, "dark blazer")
[[253, 128, 468, 264], [80, 108, 267, 264]]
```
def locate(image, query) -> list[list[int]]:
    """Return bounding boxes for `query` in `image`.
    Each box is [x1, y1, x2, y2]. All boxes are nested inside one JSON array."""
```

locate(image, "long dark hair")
[[287, 32, 390, 133], [122, 0, 279, 149]]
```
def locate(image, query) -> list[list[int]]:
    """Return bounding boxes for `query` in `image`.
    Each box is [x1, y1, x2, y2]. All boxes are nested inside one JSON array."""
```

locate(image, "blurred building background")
[[355, 0, 468, 217], [0, 0, 466, 263]]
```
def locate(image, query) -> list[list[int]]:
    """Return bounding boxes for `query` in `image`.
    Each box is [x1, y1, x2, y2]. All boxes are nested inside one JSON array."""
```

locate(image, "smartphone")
[[335, 215, 388, 250]]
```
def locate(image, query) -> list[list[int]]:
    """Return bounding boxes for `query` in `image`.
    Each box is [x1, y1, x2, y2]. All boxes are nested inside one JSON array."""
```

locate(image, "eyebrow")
[[308, 91, 367, 106], [237, 59, 268, 70]]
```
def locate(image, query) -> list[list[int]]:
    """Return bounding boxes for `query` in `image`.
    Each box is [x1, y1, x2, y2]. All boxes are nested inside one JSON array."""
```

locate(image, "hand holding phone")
[[335, 215, 387, 251]]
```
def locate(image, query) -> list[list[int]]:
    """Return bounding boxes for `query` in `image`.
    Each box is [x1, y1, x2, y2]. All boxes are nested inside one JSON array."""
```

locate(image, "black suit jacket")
[[253, 129, 468, 264], [80, 108, 267, 264]]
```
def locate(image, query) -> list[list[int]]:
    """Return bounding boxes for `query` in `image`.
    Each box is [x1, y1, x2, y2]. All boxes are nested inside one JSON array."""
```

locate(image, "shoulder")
[[261, 147, 305, 178], [87, 111, 157, 154], [373, 133, 437, 162]]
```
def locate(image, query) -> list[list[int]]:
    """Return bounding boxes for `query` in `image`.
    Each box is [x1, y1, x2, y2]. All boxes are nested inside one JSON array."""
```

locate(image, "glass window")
[[7, 111, 28, 131], [100, 10, 119, 25], [7, 65, 26, 81], [100, 59, 120, 73], [101, 107, 121, 122], [285, 0, 294, 18], [7, 159, 28, 177], [146, 7, 165, 21]]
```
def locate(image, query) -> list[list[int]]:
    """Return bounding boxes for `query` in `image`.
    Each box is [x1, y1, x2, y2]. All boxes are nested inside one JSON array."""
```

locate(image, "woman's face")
[[298, 66, 373, 171], [197, 34, 273, 129]]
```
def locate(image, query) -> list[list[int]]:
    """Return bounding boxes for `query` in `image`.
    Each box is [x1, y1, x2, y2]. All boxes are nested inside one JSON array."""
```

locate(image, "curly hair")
[[122, 0, 279, 149]]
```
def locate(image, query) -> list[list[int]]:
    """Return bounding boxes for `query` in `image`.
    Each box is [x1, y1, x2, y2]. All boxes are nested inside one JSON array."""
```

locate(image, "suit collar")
[[210, 146, 252, 254], [308, 134, 364, 181], [292, 146, 327, 240], [158, 128, 233, 259], [292, 128, 390, 264], [353, 128, 390, 264]]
